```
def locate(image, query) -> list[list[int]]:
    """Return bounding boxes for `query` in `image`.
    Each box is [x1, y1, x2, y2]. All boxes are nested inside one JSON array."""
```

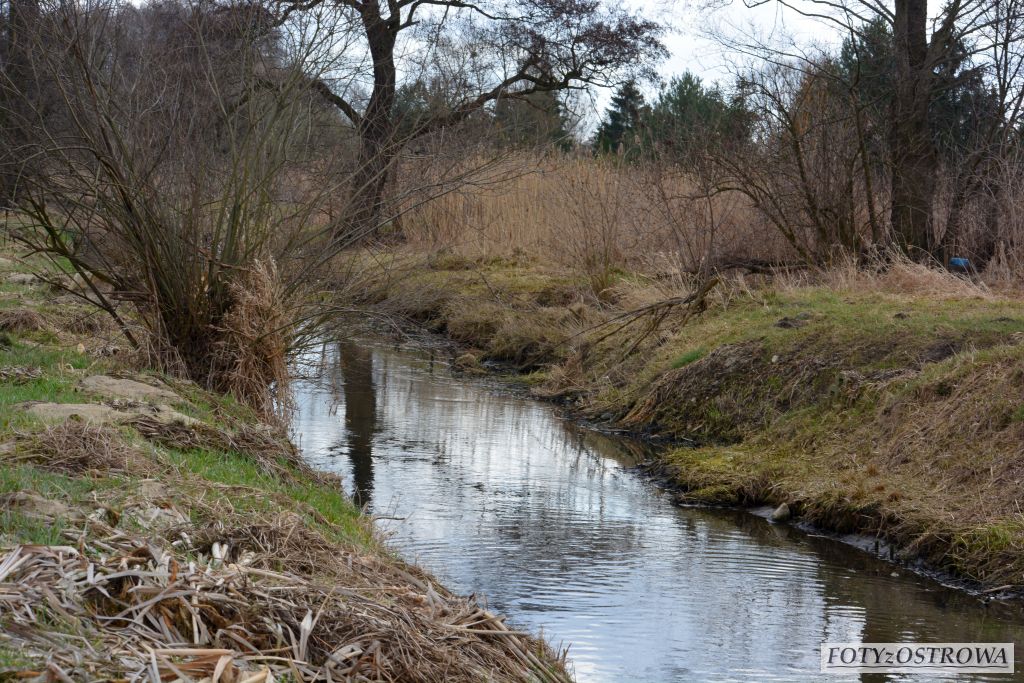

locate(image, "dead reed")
[[398, 154, 787, 275], [0, 512, 571, 682]]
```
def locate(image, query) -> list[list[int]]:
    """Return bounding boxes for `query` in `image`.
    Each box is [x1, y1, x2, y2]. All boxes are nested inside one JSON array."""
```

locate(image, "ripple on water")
[[292, 342, 1024, 683]]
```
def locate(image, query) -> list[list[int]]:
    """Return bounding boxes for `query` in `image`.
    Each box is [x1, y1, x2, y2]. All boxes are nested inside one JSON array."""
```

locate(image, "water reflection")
[[338, 342, 376, 507], [292, 341, 1024, 683]]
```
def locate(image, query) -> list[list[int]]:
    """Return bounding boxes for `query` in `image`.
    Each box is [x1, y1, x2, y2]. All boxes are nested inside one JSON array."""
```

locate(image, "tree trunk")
[[890, 0, 936, 259], [339, 10, 397, 245]]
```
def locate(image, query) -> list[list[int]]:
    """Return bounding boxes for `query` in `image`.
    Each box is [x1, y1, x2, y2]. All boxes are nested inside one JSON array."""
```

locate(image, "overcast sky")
[[657, 0, 829, 80], [579, 0, 840, 125]]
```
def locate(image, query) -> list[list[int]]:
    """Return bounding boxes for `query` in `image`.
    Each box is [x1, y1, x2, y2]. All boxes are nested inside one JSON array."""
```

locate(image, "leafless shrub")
[[713, 60, 882, 264], [0, 0, 350, 416]]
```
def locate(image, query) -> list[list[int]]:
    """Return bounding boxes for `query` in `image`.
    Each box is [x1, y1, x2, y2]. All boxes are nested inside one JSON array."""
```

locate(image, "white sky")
[[580, 0, 842, 125], [656, 0, 829, 81]]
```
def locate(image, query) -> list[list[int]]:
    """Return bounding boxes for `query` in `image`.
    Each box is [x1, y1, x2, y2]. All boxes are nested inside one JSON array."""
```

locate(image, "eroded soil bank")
[[370, 251, 1024, 593], [0, 250, 568, 682]]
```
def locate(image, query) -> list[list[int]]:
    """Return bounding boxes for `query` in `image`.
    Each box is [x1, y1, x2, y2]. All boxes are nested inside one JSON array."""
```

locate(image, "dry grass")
[[213, 260, 292, 421], [0, 366, 43, 384], [14, 420, 151, 475], [127, 415, 311, 483], [772, 250, 994, 300], [0, 506, 570, 682], [62, 310, 114, 335], [0, 309, 49, 333], [398, 155, 789, 276]]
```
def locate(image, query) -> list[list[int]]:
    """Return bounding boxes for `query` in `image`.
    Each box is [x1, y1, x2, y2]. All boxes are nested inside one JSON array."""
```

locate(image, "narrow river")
[[292, 340, 1024, 682]]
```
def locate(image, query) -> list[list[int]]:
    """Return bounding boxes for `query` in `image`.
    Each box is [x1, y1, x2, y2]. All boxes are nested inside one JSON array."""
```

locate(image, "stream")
[[292, 340, 1024, 682]]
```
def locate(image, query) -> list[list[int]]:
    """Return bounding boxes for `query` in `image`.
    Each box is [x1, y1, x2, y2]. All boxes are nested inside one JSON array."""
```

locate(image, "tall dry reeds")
[[399, 154, 794, 282]]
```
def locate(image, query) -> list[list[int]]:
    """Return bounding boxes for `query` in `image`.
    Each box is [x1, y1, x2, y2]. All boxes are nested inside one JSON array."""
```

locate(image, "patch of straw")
[[0, 515, 571, 682], [14, 419, 151, 475], [0, 308, 50, 333]]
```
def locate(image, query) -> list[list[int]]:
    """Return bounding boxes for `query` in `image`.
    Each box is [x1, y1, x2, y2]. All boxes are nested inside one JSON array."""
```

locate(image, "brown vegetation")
[[16, 420, 151, 475], [1, 495, 569, 682], [400, 155, 791, 277], [370, 242, 1024, 588], [0, 308, 48, 333]]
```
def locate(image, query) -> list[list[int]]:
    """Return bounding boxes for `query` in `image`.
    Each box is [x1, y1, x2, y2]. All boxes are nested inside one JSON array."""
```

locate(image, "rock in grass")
[[770, 502, 792, 523], [0, 491, 77, 521], [24, 401, 195, 425], [6, 273, 38, 285], [79, 375, 180, 404]]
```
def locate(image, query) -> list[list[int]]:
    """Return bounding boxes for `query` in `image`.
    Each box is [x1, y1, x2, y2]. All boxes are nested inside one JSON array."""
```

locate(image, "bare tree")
[[275, 0, 665, 240], [706, 58, 880, 264], [737, 0, 1024, 260], [0, 0, 349, 414]]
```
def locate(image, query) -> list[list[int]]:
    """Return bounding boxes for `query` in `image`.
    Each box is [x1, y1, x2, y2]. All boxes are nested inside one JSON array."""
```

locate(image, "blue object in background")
[[949, 257, 971, 273]]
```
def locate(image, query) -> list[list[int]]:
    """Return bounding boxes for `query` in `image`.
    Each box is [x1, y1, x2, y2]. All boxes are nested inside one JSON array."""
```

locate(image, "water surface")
[[292, 340, 1024, 682]]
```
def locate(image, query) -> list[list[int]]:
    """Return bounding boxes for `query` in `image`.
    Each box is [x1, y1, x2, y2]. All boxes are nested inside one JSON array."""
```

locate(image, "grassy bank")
[[374, 249, 1024, 591], [0, 250, 569, 681]]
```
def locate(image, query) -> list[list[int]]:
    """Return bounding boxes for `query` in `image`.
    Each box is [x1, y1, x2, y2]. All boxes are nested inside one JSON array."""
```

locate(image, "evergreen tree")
[[838, 19, 1001, 161], [494, 91, 573, 150], [592, 81, 648, 157], [646, 72, 750, 163]]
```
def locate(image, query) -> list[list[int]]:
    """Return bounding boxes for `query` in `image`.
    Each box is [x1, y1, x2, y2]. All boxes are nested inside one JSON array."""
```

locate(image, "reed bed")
[[398, 155, 791, 274]]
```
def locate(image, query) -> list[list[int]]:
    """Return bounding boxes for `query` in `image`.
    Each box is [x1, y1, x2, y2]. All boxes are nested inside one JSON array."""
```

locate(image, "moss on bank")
[[377, 250, 1024, 590]]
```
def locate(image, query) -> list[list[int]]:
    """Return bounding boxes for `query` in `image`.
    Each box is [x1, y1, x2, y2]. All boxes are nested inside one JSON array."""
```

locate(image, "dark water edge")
[[291, 338, 1024, 683]]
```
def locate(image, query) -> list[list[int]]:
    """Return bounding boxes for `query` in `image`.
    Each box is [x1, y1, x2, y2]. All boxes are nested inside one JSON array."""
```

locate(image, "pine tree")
[[646, 72, 750, 163], [592, 81, 648, 157]]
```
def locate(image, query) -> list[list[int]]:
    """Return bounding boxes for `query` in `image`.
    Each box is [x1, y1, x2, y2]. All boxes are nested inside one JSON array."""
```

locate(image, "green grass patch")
[[671, 348, 705, 368], [164, 446, 371, 547], [0, 463, 99, 500], [0, 341, 99, 433], [0, 509, 66, 544], [169, 381, 258, 427], [0, 644, 34, 669]]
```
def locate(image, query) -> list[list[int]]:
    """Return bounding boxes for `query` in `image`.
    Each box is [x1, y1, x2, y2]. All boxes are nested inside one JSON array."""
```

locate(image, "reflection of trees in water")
[[305, 343, 1024, 681], [803, 529, 1024, 661], [571, 426, 654, 468], [339, 342, 377, 507]]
